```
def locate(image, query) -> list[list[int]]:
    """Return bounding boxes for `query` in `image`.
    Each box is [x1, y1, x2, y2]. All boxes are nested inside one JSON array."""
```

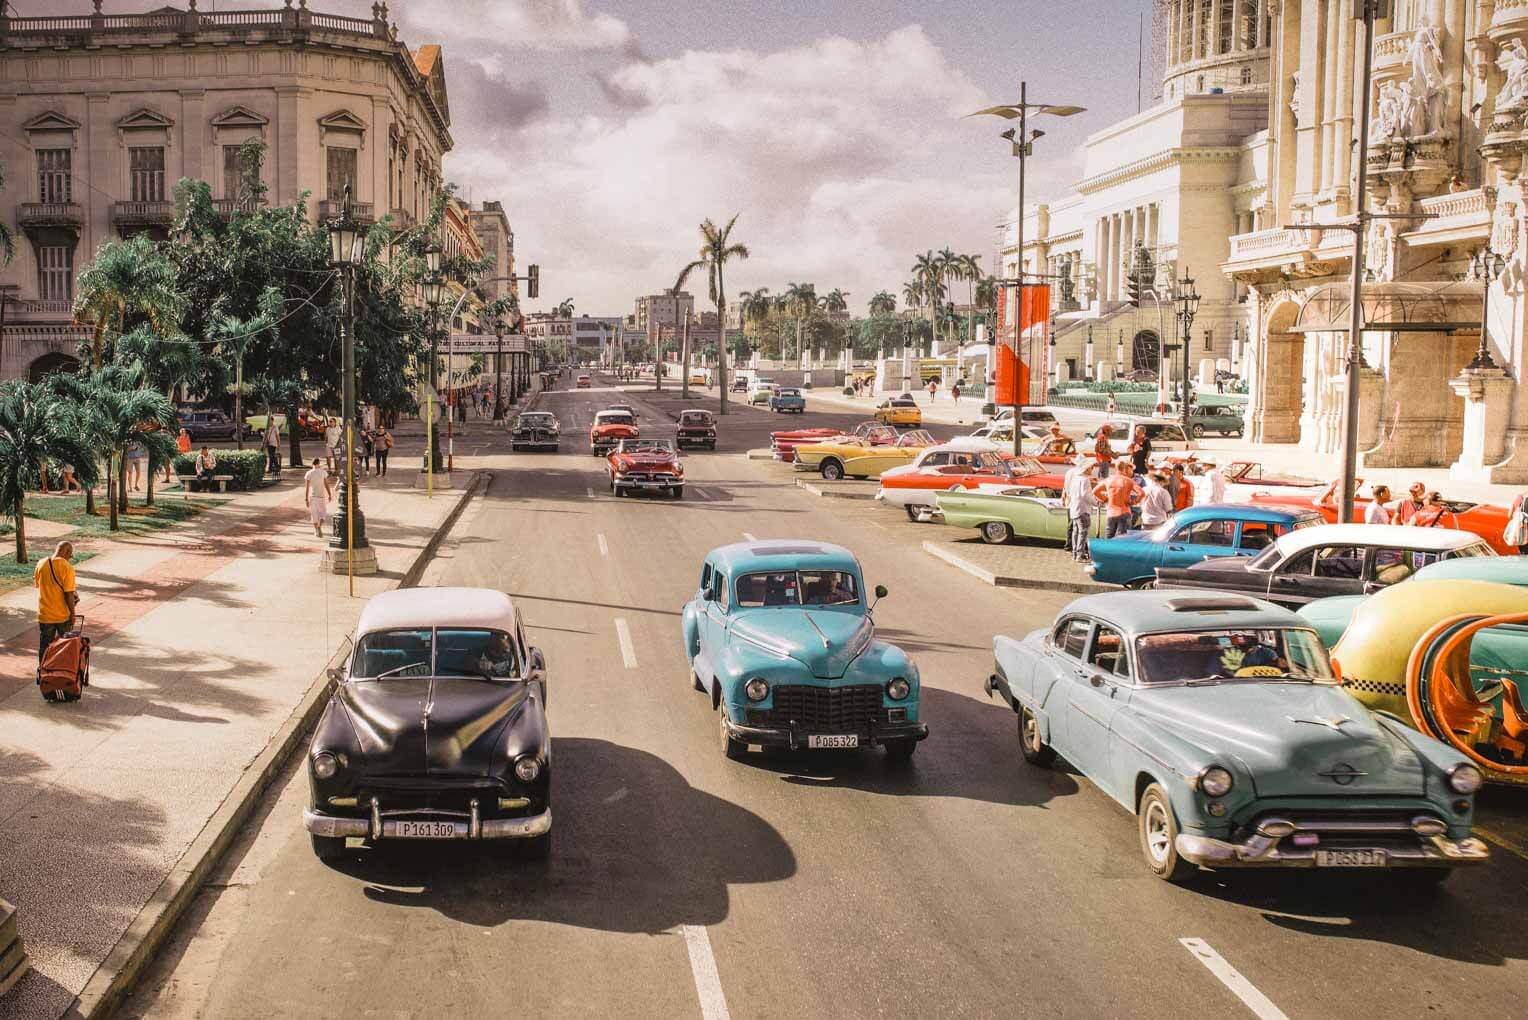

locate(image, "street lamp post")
[[493, 315, 506, 420], [323, 188, 376, 586], [1468, 246, 1507, 370], [1174, 274, 1201, 434], [421, 244, 445, 474]]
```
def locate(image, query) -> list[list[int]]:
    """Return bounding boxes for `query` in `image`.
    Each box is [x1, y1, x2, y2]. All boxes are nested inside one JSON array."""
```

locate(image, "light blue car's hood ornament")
[[1287, 714, 1354, 732], [730, 610, 873, 678]]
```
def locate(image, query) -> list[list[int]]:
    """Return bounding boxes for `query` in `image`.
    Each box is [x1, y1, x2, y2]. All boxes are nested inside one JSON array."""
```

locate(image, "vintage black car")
[[676, 409, 717, 449], [510, 411, 561, 451], [1153, 523, 1494, 608], [303, 587, 552, 860], [177, 408, 240, 442]]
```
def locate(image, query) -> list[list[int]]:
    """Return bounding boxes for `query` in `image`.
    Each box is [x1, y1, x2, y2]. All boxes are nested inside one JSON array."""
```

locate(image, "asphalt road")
[[122, 374, 1528, 1019]]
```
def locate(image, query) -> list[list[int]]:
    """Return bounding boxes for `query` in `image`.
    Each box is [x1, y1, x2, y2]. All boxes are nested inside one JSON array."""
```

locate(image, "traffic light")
[[526, 264, 540, 299], [1126, 266, 1141, 308]]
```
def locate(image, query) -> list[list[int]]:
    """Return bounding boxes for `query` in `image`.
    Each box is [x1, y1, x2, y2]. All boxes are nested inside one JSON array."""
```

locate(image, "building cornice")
[[1076, 147, 1243, 195]]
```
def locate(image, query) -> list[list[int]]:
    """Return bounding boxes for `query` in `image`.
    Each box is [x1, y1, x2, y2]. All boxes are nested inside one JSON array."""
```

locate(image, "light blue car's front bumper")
[[1175, 814, 1489, 868]]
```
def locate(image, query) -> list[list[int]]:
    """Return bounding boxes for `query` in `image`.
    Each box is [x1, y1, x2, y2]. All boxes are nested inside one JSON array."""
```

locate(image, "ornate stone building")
[[1227, 0, 1528, 480], [0, 3, 452, 382]]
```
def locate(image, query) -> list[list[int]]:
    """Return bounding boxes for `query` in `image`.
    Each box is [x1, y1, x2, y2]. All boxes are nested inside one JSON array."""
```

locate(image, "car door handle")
[[1167, 545, 1184, 552]]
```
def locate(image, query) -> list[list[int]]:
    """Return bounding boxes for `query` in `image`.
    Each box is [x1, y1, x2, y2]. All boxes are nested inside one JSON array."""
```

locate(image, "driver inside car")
[[476, 632, 517, 677]]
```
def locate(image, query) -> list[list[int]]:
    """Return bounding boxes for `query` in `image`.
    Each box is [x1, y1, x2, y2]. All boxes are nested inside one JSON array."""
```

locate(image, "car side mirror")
[[869, 584, 888, 611], [527, 646, 546, 677], [326, 667, 345, 685]]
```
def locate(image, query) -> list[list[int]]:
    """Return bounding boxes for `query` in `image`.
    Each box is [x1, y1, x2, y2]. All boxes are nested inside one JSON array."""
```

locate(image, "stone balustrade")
[[1227, 226, 1312, 260], [0, 4, 390, 46]]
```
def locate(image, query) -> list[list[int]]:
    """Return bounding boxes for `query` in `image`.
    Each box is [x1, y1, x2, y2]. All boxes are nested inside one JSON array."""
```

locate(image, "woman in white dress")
[[303, 457, 330, 537]]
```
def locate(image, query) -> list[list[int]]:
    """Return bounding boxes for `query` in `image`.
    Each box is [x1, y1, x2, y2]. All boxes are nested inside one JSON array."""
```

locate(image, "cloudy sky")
[[21, 1, 1148, 316]]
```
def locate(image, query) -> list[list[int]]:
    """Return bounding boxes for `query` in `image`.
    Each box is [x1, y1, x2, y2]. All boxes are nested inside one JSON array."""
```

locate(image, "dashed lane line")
[[587, 485, 596, 499], [691, 487, 711, 499], [615, 618, 637, 669], [1179, 938, 1288, 1020], [597, 533, 608, 557], [681, 925, 731, 1020]]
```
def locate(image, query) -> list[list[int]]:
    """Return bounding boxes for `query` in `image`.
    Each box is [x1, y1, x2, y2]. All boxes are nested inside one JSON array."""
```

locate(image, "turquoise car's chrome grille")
[[759, 684, 887, 734]]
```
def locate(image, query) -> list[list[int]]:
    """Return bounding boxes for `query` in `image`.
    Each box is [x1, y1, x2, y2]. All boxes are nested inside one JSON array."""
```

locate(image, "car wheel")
[[672, 486, 685, 499], [1125, 578, 1156, 590], [820, 459, 844, 481], [1138, 783, 1196, 882], [905, 504, 923, 522], [1017, 705, 1056, 767], [708, 442, 716, 450], [981, 521, 1014, 545], [310, 833, 347, 862], [1233, 429, 1244, 438], [884, 738, 917, 763], [692, 669, 706, 692], [516, 829, 552, 861], [721, 715, 747, 761], [1191, 424, 1206, 438]]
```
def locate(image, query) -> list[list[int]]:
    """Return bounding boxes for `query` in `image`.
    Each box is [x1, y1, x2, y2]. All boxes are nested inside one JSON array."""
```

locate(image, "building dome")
[[1159, 0, 1273, 100]]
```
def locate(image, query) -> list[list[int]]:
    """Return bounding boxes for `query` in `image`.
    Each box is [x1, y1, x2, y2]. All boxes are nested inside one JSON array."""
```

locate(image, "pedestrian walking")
[[1106, 393, 1118, 416], [1092, 424, 1114, 478], [927, 378, 938, 403], [1128, 425, 1152, 476], [951, 381, 961, 403], [34, 541, 77, 667], [1365, 485, 1394, 524], [375, 427, 392, 477], [1199, 459, 1226, 503], [1506, 490, 1528, 552], [126, 442, 144, 492], [1063, 456, 1098, 562], [1093, 461, 1141, 538], [1140, 471, 1174, 528], [304, 458, 330, 537], [263, 420, 281, 474], [361, 428, 375, 476], [59, 462, 81, 494], [324, 418, 341, 472]]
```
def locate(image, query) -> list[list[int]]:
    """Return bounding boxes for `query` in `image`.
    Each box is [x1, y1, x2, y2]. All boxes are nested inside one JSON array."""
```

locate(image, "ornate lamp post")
[[1174, 274, 1201, 433], [492, 314, 506, 420], [1467, 246, 1507, 370], [421, 245, 445, 474], [324, 190, 376, 584]]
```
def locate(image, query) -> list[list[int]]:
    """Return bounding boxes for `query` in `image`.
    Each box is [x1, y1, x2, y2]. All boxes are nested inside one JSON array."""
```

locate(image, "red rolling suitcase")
[[37, 616, 89, 703]]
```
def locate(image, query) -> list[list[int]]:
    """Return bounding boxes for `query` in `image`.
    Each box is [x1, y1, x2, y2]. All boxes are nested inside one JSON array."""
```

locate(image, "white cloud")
[[448, 25, 1044, 315], [399, 0, 631, 53]]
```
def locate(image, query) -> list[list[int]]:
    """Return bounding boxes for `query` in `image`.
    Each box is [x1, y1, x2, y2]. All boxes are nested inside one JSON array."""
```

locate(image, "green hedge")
[[173, 450, 268, 490], [1055, 381, 1159, 393]]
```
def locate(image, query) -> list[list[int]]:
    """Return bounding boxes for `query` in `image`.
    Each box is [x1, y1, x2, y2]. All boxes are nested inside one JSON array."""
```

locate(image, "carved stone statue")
[[1058, 261, 1076, 306], [1372, 81, 1402, 142], [1497, 38, 1528, 110], [1366, 219, 1396, 282], [1288, 71, 1301, 121], [1396, 79, 1420, 138], [1492, 201, 1520, 259], [1406, 18, 1447, 136]]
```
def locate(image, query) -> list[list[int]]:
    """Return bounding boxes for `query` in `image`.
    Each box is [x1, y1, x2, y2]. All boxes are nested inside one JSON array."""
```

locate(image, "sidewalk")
[[0, 425, 492, 1019]]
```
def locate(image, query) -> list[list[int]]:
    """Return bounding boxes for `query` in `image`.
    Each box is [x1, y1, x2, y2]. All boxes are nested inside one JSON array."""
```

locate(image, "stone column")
[[85, 92, 110, 258], [1099, 216, 1113, 302], [1449, 368, 1516, 480], [1112, 212, 1124, 299], [1191, 0, 1202, 62], [179, 89, 205, 182], [1320, 0, 1340, 193], [1332, 6, 1354, 202]]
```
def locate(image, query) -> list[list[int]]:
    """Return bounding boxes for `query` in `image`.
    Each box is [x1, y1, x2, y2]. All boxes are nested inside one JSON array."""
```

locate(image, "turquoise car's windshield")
[[1134, 628, 1336, 686], [735, 570, 859, 607]]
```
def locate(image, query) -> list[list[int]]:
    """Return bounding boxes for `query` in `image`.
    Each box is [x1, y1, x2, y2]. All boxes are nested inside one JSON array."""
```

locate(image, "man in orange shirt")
[[1392, 482, 1426, 524], [1092, 460, 1142, 538], [34, 541, 78, 665]]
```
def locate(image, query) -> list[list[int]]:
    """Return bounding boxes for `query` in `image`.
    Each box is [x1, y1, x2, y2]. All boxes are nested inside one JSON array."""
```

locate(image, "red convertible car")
[[1248, 479, 1517, 555], [877, 443, 1063, 520], [607, 439, 684, 498], [590, 409, 640, 455], [771, 421, 897, 462]]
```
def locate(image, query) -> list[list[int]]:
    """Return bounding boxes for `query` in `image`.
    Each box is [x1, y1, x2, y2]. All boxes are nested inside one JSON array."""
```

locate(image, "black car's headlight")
[[514, 756, 542, 783], [886, 678, 910, 701], [1197, 765, 1234, 797], [1447, 763, 1483, 794], [312, 751, 341, 780], [744, 678, 769, 702]]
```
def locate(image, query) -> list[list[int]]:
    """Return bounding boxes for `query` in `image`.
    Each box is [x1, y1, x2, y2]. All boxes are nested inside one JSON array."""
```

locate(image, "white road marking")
[[682, 925, 731, 1020], [597, 533, 608, 557], [742, 532, 757, 542], [1179, 938, 1288, 1020], [586, 486, 596, 498], [615, 618, 637, 669], [692, 487, 710, 499]]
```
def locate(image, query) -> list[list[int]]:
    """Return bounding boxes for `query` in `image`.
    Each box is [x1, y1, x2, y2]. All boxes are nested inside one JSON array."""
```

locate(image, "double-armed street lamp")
[[1173, 274, 1201, 433], [1467, 246, 1508, 371], [420, 243, 446, 474], [325, 187, 376, 588]]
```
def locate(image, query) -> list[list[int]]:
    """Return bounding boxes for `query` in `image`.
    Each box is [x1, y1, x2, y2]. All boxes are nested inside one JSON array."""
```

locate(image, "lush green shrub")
[[1056, 380, 1159, 393], [172, 450, 268, 490]]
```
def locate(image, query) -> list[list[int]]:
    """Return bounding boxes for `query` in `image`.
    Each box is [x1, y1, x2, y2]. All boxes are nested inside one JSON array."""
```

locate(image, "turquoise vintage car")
[[1086, 503, 1324, 586], [682, 541, 927, 761], [934, 486, 1103, 545], [1301, 555, 1528, 647], [769, 387, 807, 413], [986, 590, 1489, 882]]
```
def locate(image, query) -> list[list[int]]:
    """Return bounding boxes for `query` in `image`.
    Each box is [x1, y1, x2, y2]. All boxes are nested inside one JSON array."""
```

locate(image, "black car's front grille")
[[359, 779, 529, 816], [757, 684, 887, 734]]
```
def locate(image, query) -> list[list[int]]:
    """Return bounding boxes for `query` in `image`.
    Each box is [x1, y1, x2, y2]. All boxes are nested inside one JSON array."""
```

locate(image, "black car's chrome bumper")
[[304, 801, 551, 840], [1175, 815, 1489, 869], [722, 717, 928, 750]]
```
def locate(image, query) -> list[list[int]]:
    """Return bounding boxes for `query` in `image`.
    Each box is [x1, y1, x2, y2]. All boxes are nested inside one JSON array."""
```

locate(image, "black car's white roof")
[[357, 587, 518, 637]]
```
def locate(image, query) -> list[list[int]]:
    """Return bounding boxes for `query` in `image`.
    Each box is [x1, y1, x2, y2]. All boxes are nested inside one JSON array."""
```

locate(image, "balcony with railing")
[[317, 199, 375, 226], [111, 200, 174, 231], [16, 202, 84, 231], [0, 6, 390, 46], [386, 207, 417, 232], [212, 197, 268, 218], [1226, 226, 1316, 263]]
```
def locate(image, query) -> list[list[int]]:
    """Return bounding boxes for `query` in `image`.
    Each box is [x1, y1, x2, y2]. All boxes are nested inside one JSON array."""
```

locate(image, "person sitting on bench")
[[194, 446, 218, 492]]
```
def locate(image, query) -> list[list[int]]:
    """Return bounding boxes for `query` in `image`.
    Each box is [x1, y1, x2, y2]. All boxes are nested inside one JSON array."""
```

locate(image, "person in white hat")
[[1197, 457, 1225, 504], [1063, 454, 1099, 561]]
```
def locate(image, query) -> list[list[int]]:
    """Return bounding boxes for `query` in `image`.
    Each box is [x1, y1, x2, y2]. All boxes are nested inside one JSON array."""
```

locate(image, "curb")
[[747, 448, 776, 461], [921, 540, 1113, 594], [794, 477, 876, 500], [69, 473, 487, 1020]]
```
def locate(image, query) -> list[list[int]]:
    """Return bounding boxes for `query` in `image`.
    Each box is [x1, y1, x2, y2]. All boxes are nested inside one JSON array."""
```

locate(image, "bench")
[[176, 472, 235, 495]]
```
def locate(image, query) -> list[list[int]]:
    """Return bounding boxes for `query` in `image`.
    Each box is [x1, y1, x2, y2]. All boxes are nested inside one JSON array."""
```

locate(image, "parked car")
[[1300, 554, 1528, 648], [987, 408, 1059, 428], [1247, 480, 1521, 556], [677, 409, 718, 450], [877, 442, 1063, 520], [302, 587, 552, 861], [510, 411, 560, 451], [589, 409, 640, 455], [1187, 404, 1245, 438], [935, 486, 1105, 545], [987, 590, 1489, 881], [794, 430, 936, 481], [177, 408, 239, 442], [682, 540, 927, 761], [1088, 418, 1195, 453], [771, 421, 894, 462], [875, 396, 923, 428], [607, 438, 684, 498], [576, 374, 591, 388], [1153, 523, 1495, 607], [1085, 504, 1325, 586], [769, 387, 807, 413]]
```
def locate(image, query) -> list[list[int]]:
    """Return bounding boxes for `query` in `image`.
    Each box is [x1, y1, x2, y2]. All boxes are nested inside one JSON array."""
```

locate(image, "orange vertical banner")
[[994, 345, 1031, 405], [1019, 285, 1051, 334]]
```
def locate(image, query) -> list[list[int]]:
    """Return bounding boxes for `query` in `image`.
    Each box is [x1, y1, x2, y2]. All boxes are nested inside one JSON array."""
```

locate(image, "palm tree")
[[0, 382, 89, 563], [41, 372, 108, 516], [73, 234, 183, 368], [90, 369, 177, 529], [975, 275, 999, 340], [956, 253, 982, 347], [868, 291, 896, 317], [210, 287, 281, 452], [678, 215, 749, 413], [782, 281, 817, 364], [820, 288, 850, 315], [252, 376, 304, 468], [555, 298, 575, 317]]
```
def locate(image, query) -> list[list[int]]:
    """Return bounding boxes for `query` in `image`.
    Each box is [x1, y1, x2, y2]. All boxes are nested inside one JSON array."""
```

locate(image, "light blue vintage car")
[[682, 541, 927, 761], [986, 590, 1489, 882]]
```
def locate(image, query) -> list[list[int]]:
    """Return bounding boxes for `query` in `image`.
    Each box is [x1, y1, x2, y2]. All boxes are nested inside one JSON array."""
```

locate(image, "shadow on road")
[[328, 737, 795, 933]]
